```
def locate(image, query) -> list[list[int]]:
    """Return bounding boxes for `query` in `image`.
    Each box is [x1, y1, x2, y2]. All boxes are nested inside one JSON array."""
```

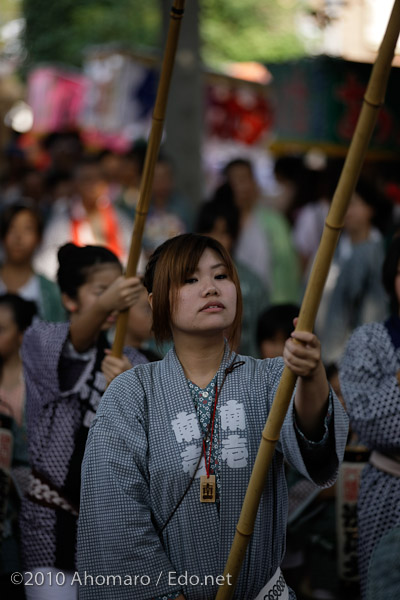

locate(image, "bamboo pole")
[[216, 1, 400, 597], [111, 0, 186, 358]]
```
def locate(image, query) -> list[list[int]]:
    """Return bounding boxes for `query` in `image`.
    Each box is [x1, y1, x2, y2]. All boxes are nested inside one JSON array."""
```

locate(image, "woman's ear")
[[148, 293, 153, 311], [61, 292, 78, 313]]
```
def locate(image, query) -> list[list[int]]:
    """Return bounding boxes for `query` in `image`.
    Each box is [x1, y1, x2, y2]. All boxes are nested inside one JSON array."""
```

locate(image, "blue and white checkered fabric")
[[78, 345, 348, 599], [340, 322, 400, 599], [20, 321, 148, 570]]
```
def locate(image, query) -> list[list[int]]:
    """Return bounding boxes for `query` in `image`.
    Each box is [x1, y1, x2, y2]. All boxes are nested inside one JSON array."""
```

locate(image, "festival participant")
[[0, 201, 66, 322], [20, 243, 148, 600], [223, 158, 301, 304], [77, 233, 348, 600], [0, 294, 37, 599], [317, 180, 390, 364], [340, 235, 400, 600], [33, 156, 134, 281]]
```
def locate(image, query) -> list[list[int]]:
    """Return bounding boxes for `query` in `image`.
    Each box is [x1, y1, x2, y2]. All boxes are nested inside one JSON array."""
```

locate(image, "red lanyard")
[[202, 384, 218, 478]]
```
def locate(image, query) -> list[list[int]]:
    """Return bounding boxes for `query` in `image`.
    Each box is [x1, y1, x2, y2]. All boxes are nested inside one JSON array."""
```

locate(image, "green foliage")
[[200, 0, 306, 66], [1, 0, 21, 26], [22, 0, 76, 68], [21, 0, 307, 71], [0, 0, 21, 56], [72, 1, 160, 54], [22, 0, 160, 70]]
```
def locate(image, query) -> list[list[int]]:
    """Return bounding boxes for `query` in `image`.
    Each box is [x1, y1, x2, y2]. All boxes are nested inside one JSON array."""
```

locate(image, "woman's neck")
[[348, 225, 371, 245], [152, 195, 167, 210], [124, 332, 143, 349], [174, 333, 225, 388], [1, 262, 34, 292]]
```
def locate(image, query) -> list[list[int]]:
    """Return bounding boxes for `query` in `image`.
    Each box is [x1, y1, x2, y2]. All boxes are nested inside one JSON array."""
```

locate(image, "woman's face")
[[260, 332, 287, 359], [3, 210, 41, 264], [0, 306, 21, 359], [344, 192, 374, 235], [75, 164, 107, 209], [169, 248, 237, 340], [64, 263, 122, 330], [227, 164, 257, 210]]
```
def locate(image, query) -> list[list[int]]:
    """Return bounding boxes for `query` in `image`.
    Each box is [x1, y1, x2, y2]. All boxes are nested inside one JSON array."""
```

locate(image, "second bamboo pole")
[[111, 0, 186, 358]]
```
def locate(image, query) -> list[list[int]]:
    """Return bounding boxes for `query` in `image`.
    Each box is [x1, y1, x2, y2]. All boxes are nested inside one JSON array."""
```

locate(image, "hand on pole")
[[102, 349, 133, 385], [282, 318, 322, 379], [98, 276, 142, 314], [283, 320, 330, 440]]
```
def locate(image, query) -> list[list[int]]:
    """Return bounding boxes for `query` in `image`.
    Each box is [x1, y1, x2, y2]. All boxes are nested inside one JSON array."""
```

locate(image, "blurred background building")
[[0, 0, 399, 203]]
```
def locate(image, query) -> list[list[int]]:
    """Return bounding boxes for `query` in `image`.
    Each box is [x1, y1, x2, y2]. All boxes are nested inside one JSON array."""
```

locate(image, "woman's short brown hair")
[[143, 234, 243, 349]]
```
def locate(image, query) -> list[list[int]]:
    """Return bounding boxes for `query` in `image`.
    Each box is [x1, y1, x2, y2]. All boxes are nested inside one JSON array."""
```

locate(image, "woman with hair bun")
[[78, 233, 348, 600], [20, 243, 148, 600]]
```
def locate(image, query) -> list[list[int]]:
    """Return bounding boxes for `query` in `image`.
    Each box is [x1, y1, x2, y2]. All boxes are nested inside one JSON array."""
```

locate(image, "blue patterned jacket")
[[78, 345, 349, 599]]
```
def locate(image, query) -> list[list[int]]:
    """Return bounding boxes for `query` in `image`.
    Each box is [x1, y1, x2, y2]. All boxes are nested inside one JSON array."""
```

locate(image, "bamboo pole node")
[[324, 220, 344, 232], [363, 97, 383, 109], [171, 8, 184, 17], [261, 433, 280, 443], [236, 526, 252, 537]]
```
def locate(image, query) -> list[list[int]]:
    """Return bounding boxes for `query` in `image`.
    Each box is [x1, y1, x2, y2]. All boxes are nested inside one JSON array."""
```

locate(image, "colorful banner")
[[269, 56, 400, 156], [80, 53, 157, 152], [28, 67, 88, 134], [205, 81, 272, 145], [27, 54, 274, 151]]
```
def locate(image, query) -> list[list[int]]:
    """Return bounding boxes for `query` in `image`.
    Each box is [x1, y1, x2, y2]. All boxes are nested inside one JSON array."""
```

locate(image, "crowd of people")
[[0, 130, 399, 600]]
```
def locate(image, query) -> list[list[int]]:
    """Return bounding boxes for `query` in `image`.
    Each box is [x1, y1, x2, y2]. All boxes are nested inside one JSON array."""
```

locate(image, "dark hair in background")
[[124, 139, 148, 177], [44, 168, 73, 192], [143, 233, 243, 349], [273, 156, 343, 224], [41, 130, 83, 153], [195, 187, 240, 242], [0, 293, 37, 332], [57, 243, 122, 299], [354, 178, 393, 234], [274, 155, 304, 183], [325, 362, 339, 382], [223, 157, 253, 178], [0, 199, 44, 240], [256, 303, 299, 347], [382, 235, 400, 315], [72, 153, 103, 179], [156, 152, 174, 170]]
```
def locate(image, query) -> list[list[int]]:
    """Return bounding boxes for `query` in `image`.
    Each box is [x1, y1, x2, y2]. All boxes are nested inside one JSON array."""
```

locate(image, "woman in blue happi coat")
[[340, 235, 400, 600], [78, 233, 348, 600]]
